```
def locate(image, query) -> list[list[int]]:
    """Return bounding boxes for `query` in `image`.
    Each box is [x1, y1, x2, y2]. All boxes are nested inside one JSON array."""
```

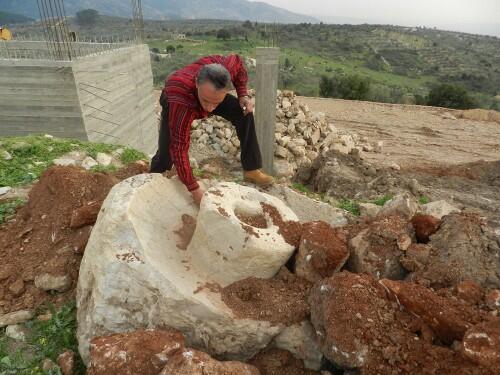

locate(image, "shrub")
[[427, 83, 476, 109], [76, 9, 99, 26]]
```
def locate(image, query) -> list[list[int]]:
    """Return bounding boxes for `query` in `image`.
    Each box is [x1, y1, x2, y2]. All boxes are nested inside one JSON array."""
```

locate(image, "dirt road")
[[299, 97, 500, 168]]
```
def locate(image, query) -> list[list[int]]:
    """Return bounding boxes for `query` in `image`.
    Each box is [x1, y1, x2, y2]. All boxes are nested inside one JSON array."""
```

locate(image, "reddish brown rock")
[[159, 348, 260, 375], [380, 279, 485, 343], [309, 272, 491, 374], [410, 212, 500, 288], [485, 289, 500, 310], [8, 279, 25, 296], [70, 201, 102, 229], [457, 280, 484, 304], [411, 214, 440, 243], [462, 320, 500, 370], [249, 348, 320, 375], [57, 350, 75, 375], [86, 329, 185, 375], [295, 221, 349, 283], [73, 225, 93, 254], [400, 243, 431, 272], [347, 215, 413, 280]]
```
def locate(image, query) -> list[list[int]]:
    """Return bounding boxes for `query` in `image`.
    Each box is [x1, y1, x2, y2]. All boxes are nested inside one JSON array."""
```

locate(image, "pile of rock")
[[191, 90, 376, 177]]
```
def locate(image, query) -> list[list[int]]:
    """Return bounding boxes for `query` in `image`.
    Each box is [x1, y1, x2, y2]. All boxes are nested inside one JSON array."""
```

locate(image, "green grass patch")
[[370, 195, 393, 206], [193, 168, 204, 178], [0, 302, 84, 375], [419, 195, 430, 205], [90, 165, 118, 174], [0, 199, 26, 224], [0, 136, 147, 188], [290, 182, 310, 194], [119, 148, 147, 165], [337, 199, 361, 216]]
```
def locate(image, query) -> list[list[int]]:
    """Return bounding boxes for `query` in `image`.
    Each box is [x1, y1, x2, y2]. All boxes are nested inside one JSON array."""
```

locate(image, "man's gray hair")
[[197, 64, 232, 90]]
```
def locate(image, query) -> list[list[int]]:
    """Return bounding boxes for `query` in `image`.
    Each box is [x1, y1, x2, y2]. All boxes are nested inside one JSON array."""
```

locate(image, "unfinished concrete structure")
[[255, 47, 280, 174], [0, 40, 157, 153]]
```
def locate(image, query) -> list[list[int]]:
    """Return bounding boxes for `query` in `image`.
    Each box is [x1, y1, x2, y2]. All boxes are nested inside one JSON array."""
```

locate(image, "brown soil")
[[261, 203, 302, 247], [309, 272, 496, 375], [248, 348, 320, 375], [300, 221, 349, 277], [235, 212, 268, 229], [221, 268, 312, 326], [0, 163, 148, 315]]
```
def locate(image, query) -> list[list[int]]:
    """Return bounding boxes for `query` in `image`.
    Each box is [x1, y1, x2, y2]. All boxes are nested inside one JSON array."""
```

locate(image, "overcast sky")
[[250, 0, 500, 34]]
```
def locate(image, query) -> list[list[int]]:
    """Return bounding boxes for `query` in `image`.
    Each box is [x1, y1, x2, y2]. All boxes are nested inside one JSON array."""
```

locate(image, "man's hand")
[[239, 96, 254, 116], [191, 187, 205, 206]]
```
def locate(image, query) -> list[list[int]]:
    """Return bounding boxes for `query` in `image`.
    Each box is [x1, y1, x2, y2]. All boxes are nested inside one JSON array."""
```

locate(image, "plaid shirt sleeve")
[[168, 103, 199, 192]]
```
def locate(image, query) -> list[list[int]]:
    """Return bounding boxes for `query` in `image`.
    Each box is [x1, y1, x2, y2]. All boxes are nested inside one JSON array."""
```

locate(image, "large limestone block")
[[77, 175, 297, 364], [189, 182, 298, 286]]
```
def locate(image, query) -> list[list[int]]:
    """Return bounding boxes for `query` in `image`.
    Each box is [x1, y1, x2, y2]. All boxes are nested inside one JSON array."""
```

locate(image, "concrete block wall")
[[73, 45, 157, 153], [0, 59, 88, 139], [0, 44, 157, 154]]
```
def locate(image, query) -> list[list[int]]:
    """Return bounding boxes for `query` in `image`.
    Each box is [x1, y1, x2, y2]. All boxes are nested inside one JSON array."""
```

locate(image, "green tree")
[[335, 75, 371, 100], [319, 76, 334, 98], [216, 29, 231, 40], [427, 83, 475, 109], [166, 45, 176, 53], [76, 9, 99, 26]]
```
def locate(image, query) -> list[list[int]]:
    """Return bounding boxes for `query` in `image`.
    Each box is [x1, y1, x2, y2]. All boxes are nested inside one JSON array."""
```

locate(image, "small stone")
[[374, 141, 384, 153], [53, 158, 77, 167], [390, 163, 401, 171], [9, 279, 25, 296], [44, 134, 54, 139], [273, 159, 295, 178], [485, 290, 500, 310], [421, 201, 460, 219], [462, 320, 500, 370], [5, 324, 28, 341], [57, 351, 75, 375], [0, 310, 34, 327], [456, 280, 483, 304], [96, 153, 112, 166], [358, 203, 381, 219], [380, 193, 419, 219], [70, 201, 102, 229], [34, 274, 72, 293], [37, 312, 53, 321], [362, 144, 374, 152], [81, 157, 98, 170], [43, 358, 59, 372], [1, 150, 12, 160], [274, 146, 288, 158], [0, 186, 12, 196], [189, 158, 199, 170]]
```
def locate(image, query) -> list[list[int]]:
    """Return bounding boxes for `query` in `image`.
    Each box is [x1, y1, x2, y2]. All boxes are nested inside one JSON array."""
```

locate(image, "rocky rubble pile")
[[72, 172, 499, 374], [191, 90, 377, 177]]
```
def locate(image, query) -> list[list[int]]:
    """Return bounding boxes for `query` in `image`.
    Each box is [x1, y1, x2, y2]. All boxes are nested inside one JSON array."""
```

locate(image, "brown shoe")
[[243, 169, 275, 187]]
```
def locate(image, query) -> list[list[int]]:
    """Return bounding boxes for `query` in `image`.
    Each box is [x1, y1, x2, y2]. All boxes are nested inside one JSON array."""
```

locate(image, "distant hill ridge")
[[0, 10, 33, 24], [0, 0, 317, 23]]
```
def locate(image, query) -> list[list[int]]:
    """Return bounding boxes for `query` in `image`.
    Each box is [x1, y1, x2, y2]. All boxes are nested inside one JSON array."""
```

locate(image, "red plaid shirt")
[[162, 55, 249, 191]]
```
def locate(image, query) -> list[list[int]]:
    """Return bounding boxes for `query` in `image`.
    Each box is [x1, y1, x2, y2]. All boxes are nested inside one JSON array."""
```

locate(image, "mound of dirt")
[[221, 268, 312, 326], [309, 271, 497, 374], [248, 348, 322, 375], [0, 163, 148, 315]]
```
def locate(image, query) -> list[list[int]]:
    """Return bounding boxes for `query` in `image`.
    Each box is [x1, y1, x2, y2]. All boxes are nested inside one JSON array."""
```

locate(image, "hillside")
[[9, 17, 500, 110], [0, 0, 316, 23], [0, 10, 33, 24]]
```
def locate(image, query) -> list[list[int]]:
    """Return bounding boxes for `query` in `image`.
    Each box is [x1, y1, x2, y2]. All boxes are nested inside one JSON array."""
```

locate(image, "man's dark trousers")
[[150, 93, 263, 174]]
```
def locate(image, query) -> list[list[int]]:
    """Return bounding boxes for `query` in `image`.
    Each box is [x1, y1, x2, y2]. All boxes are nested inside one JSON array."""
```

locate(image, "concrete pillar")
[[255, 47, 280, 175]]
